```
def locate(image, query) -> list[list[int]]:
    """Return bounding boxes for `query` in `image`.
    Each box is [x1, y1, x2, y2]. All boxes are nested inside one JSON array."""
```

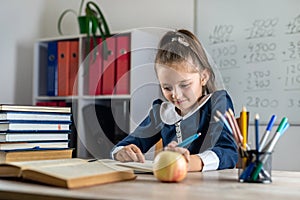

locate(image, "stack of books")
[[0, 104, 74, 162]]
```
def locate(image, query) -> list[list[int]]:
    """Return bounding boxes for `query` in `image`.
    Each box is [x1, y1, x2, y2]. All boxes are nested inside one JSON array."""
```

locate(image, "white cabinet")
[[33, 29, 164, 158]]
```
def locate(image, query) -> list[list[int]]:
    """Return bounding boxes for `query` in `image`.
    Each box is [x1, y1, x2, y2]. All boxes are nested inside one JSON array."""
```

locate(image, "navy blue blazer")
[[113, 90, 238, 170]]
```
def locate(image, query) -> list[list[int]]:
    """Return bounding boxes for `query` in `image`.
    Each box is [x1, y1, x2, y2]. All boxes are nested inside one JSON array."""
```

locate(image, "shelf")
[[35, 96, 79, 100], [82, 95, 131, 100], [35, 95, 131, 101]]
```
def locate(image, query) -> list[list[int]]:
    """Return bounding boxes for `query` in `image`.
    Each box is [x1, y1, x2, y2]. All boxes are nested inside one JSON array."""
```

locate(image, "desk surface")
[[0, 169, 299, 200]]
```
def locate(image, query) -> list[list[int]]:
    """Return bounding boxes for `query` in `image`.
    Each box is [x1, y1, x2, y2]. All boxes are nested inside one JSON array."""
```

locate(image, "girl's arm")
[[188, 155, 203, 171]]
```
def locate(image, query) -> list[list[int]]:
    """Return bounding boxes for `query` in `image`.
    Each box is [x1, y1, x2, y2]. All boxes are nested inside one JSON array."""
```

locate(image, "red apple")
[[153, 150, 188, 182]]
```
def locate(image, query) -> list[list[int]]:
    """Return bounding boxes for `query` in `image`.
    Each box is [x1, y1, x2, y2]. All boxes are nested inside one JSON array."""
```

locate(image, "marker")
[[281, 121, 290, 134], [239, 161, 255, 181], [252, 117, 289, 181], [262, 117, 288, 154], [251, 162, 263, 181], [259, 115, 276, 151], [177, 133, 201, 148]]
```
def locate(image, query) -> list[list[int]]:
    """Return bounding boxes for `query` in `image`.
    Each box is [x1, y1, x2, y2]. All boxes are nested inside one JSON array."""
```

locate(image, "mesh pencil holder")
[[238, 150, 272, 183]]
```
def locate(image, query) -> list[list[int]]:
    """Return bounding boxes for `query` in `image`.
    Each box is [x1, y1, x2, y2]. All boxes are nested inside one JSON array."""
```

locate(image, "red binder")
[[82, 38, 91, 95], [69, 41, 79, 95], [57, 41, 70, 96], [115, 34, 131, 94], [101, 37, 116, 95], [88, 38, 103, 95]]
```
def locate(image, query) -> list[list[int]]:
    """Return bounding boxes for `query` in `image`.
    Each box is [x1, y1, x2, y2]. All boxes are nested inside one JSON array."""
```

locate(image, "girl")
[[111, 29, 238, 171]]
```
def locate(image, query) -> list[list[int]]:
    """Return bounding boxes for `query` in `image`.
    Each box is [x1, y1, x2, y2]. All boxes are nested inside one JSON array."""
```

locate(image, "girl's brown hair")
[[155, 29, 217, 94]]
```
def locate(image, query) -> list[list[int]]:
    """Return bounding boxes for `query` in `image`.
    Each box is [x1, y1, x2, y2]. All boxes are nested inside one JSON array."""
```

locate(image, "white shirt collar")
[[160, 94, 212, 125]]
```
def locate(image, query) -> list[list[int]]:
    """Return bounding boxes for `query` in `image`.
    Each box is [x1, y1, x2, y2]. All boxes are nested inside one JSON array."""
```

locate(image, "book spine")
[[88, 38, 103, 95], [57, 41, 71, 96], [0, 112, 71, 122], [1, 133, 70, 142], [47, 41, 58, 96], [35, 101, 67, 108], [115, 34, 131, 94], [69, 40, 79, 96], [101, 37, 116, 95]]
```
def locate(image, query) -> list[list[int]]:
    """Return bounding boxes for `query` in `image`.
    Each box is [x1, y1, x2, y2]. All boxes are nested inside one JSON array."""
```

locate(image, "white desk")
[[0, 169, 299, 200]]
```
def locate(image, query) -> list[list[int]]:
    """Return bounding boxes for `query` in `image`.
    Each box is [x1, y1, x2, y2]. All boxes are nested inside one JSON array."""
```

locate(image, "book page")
[[21, 160, 136, 188], [9, 158, 87, 168], [0, 165, 22, 177], [0, 158, 86, 177], [116, 160, 153, 173], [23, 160, 134, 179]]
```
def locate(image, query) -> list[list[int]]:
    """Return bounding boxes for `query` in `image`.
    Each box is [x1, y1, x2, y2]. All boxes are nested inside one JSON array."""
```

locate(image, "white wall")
[[0, 0, 299, 171]]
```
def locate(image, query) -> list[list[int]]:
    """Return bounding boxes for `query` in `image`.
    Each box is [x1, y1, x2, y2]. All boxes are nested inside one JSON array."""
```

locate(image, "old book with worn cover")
[[0, 148, 73, 162], [0, 158, 136, 188]]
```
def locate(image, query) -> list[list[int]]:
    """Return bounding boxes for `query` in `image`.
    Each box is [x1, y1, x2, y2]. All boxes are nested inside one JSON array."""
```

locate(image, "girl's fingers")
[[116, 144, 145, 163], [168, 141, 178, 147], [127, 144, 145, 162], [164, 141, 178, 151], [164, 142, 190, 163]]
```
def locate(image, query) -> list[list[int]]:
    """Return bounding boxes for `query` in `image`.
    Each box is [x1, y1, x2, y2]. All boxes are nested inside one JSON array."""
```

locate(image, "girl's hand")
[[114, 144, 145, 163], [164, 141, 190, 163]]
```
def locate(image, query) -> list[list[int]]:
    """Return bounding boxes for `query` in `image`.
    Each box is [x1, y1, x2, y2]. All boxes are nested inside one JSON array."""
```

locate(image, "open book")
[[0, 158, 136, 188]]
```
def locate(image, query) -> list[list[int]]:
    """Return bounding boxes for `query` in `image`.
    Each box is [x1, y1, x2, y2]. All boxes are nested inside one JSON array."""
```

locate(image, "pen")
[[259, 115, 276, 151], [255, 114, 259, 150], [177, 133, 201, 148], [255, 114, 260, 161], [88, 159, 98, 162]]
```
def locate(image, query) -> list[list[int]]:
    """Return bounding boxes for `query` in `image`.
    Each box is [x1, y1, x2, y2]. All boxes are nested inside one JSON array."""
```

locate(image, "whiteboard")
[[195, 0, 300, 124]]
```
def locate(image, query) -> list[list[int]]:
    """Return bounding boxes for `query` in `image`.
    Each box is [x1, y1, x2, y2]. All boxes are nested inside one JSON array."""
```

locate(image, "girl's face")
[[156, 61, 209, 116]]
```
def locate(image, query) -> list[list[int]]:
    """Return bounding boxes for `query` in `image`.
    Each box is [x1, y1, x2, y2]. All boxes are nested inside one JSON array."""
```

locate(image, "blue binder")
[[47, 41, 58, 96]]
